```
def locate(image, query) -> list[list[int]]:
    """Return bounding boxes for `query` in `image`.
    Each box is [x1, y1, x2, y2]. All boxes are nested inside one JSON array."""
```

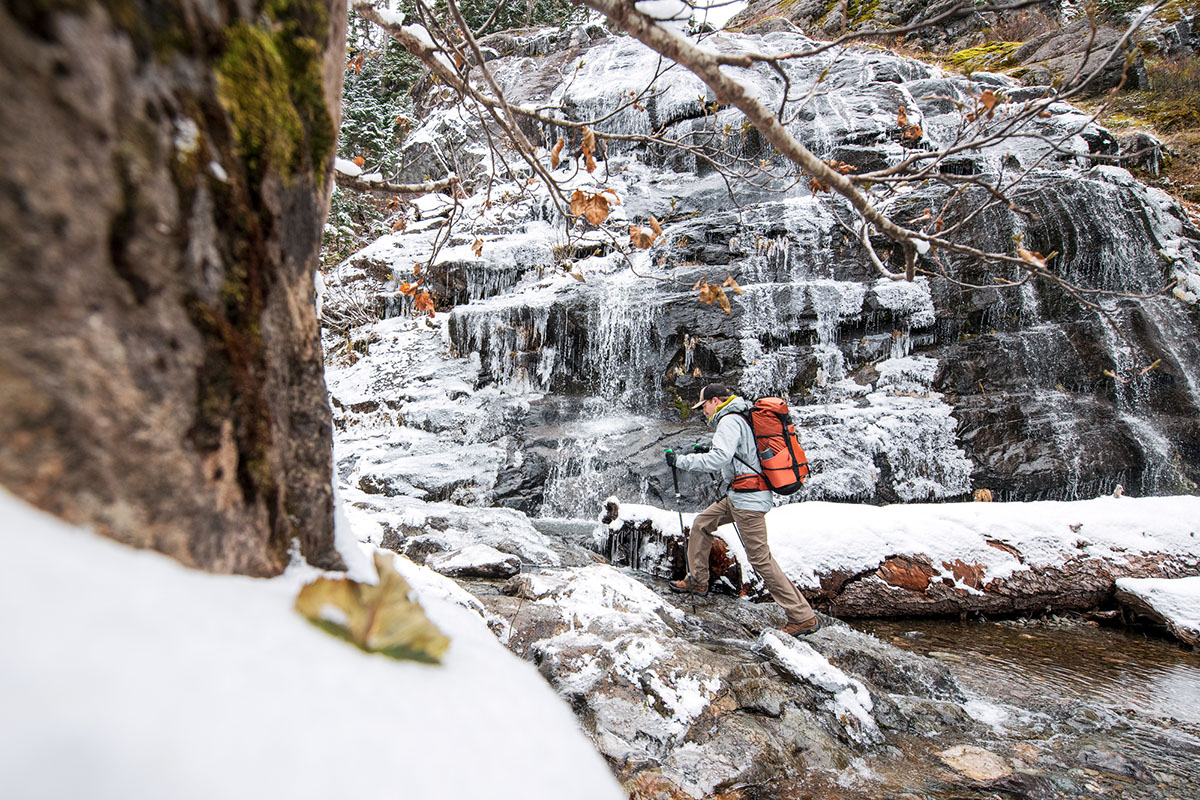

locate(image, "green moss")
[[845, 0, 879, 25], [216, 24, 304, 178], [1156, 0, 1200, 24], [215, 0, 335, 183], [946, 41, 1022, 74]]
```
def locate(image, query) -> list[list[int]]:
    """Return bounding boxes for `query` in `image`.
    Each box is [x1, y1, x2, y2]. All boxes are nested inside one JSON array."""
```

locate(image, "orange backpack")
[[730, 397, 810, 495]]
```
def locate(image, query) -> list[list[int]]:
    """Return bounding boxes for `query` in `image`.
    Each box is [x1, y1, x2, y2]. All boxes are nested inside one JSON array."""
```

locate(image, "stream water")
[[854, 617, 1200, 797]]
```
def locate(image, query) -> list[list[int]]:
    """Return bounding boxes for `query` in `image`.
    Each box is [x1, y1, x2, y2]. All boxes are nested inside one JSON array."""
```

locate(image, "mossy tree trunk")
[[0, 0, 347, 575]]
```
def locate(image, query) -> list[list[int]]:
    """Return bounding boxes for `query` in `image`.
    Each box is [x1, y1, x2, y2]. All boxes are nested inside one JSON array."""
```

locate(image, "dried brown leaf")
[[550, 137, 564, 169], [630, 225, 656, 249], [413, 290, 435, 317], [570, 189, 611, 226], [980, 88, 997, 119], [649, 215, 662, 237], [722, 273, 744, 295], [697, 282, 732, 314], [582, 126, 597, 173], [472, 238, 483, 258], [1017, 247, 1046, 268]]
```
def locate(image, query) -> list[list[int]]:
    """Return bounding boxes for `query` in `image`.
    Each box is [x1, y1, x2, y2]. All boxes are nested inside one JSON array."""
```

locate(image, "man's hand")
[[691, 444, 711, 453], [664, 449, 677, 468]]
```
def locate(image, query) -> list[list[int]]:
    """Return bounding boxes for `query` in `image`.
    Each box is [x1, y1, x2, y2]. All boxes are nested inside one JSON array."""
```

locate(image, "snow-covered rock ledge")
[[1115, 576, 1200, 647], [604, 496, 1200, 618]]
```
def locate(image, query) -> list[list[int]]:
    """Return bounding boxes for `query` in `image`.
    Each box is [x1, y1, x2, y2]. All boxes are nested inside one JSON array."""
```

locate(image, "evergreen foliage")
[[323, 1, 588, 268], [338, 39, 418, 176]]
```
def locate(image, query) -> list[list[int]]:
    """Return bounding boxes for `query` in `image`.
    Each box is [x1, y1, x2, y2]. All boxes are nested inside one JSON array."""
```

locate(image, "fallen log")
[[601, 496, 1200, 625]]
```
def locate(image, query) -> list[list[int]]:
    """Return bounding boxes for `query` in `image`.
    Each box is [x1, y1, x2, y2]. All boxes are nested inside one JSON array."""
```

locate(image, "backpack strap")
[[730, 411, 769, 492]]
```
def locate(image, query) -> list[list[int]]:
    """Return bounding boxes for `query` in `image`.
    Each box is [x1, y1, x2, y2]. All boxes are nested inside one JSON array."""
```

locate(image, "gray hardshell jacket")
[[674, 395, 773, 512]]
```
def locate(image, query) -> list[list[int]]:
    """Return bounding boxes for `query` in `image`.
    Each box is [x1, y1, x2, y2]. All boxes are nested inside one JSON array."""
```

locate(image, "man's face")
[[702, 396, 720, 416]]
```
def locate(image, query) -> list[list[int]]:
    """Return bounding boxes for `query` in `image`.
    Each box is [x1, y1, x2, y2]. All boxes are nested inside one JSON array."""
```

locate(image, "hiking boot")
[[780, 616, 822, 637], [668, 577, 708, 596]]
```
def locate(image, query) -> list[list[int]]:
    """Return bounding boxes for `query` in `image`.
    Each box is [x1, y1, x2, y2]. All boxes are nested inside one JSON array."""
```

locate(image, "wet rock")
[[473, 559, 1001, 795], [989, 771, 1059, 800], [937, 744, 1013, 781], [1076, 748, 1158, 783], [811, 624, 966, 701], [757, 630, 884, 745], [1012, 20, 1147, 94], [884, 696, 977, 736]]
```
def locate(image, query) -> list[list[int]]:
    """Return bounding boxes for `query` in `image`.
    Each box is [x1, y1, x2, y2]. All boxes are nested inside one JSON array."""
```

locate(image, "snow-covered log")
[[604, 496, 1200, 618]]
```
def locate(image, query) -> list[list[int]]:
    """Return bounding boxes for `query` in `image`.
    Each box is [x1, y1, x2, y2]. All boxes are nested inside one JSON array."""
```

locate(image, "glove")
[[691, 444, 711, 453], [664, 449, 677, 468]]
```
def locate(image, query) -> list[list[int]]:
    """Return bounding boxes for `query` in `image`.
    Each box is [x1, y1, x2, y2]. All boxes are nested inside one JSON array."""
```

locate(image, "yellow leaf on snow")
[[472, 238, 483, 258], [294, 551, 450, 663]]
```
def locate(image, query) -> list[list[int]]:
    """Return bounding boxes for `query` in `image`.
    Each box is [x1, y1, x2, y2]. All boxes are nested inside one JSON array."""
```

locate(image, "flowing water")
[[855, 617, 1200, 795]]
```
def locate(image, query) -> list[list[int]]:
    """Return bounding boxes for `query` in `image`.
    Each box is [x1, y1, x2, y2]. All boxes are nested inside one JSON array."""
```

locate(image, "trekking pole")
[[667, 450, 695, 615], [667, 450, 696, 614]]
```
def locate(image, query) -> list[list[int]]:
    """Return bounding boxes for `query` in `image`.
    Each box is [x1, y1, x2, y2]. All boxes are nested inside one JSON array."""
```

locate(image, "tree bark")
[[0, 0, 346, 575]]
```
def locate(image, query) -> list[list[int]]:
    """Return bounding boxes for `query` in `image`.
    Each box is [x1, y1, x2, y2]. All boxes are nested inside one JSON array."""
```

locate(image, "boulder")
[[427, 544, 522, 578]]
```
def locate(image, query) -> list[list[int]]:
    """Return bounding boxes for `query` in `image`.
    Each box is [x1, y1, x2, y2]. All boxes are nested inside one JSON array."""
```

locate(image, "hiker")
[[665, 383, 822, 637]]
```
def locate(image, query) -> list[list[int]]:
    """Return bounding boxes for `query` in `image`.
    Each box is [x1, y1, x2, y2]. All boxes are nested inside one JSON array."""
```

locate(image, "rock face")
[[0, 1, 346, 574], [483, 563, 979, 797], [729, 0, 1176, 92], [323, 23, 1200, 517]]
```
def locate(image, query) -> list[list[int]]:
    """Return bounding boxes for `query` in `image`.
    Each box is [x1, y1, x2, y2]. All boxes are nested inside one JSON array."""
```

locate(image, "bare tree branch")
[[334, 171, 461, 195]]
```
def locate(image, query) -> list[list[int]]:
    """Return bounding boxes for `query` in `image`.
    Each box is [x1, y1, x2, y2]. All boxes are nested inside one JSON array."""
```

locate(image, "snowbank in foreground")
[[0, 490, 622, 800]]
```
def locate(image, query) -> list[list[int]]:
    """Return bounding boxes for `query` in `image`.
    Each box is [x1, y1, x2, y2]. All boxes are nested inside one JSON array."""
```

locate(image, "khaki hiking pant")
[[686, 496, 815, 625]]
